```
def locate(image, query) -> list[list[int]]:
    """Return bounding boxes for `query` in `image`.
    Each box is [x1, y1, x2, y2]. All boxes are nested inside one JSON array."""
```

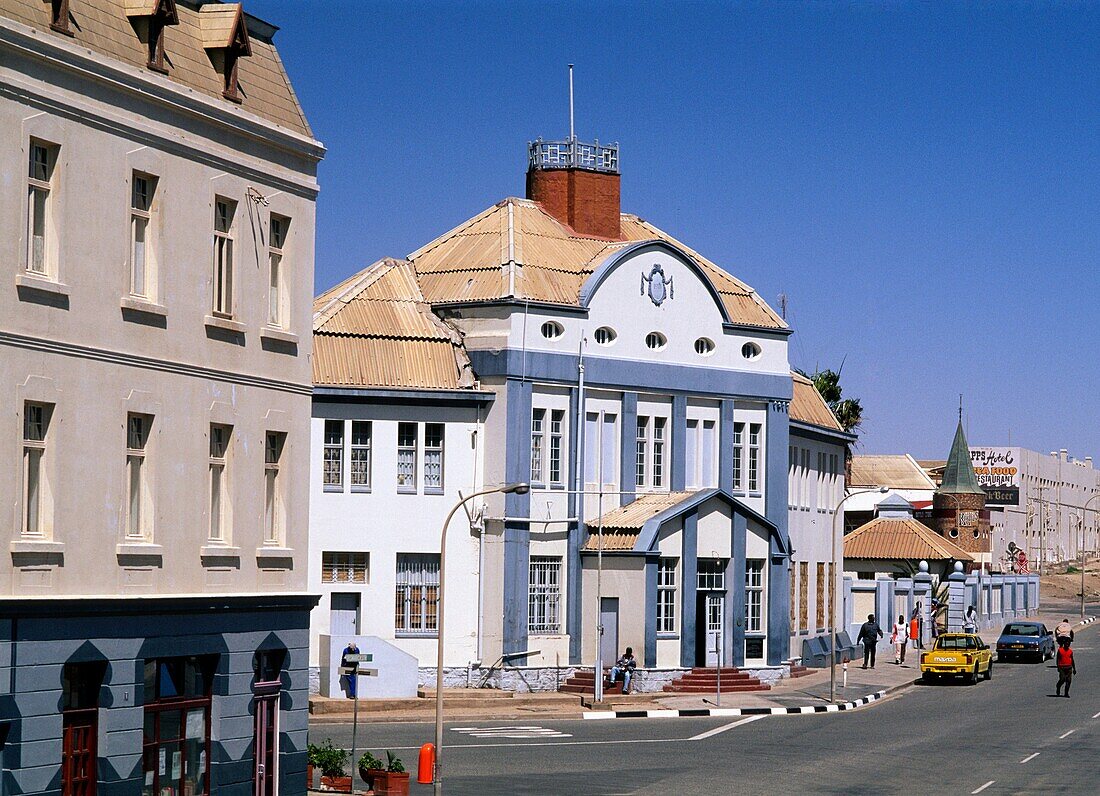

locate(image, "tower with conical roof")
[[931, 419, 990, 564]]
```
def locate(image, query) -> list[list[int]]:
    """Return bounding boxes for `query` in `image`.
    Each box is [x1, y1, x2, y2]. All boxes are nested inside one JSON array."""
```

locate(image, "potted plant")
[[379, 751, 410, 796], [306, 741, 321, 789], [313, 739, 351, 792], [358, 750, 385, 794]]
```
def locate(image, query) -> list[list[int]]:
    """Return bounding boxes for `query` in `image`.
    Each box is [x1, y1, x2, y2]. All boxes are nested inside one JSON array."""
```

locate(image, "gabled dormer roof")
[[123, 0, 177, 22], [939, 421, 985, 495], [198, 1, 250, 54]]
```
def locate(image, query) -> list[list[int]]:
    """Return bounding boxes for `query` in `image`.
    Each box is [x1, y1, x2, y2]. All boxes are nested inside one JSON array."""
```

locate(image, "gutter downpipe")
[[574, 336, 587, 680]]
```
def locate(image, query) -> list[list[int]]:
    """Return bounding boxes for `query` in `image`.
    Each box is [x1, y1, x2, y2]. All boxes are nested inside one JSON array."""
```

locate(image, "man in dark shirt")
[[856, 614, 883, 669]]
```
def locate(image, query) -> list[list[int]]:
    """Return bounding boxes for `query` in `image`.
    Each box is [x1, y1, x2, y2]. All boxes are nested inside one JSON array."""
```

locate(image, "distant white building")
[[307, 137, 853, 691]]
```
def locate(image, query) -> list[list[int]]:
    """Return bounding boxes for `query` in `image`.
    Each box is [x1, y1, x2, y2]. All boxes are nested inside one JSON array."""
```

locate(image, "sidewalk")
[[307, 612, 1092, 725]]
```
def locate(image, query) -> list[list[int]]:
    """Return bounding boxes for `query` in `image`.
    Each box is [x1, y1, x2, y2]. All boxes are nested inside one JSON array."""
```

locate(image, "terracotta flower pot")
[[360, 766, 386, 793], [320, 774, 353, 793], [306, 763, 314, 788], [377, 771, 411, 796]]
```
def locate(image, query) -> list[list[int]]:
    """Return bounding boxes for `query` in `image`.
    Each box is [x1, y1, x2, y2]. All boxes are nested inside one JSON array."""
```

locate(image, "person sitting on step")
[[608, 647, 637, 694]]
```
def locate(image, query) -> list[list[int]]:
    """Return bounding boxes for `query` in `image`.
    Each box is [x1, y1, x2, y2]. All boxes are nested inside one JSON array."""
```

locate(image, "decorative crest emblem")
[[640, 264, 674, 307]]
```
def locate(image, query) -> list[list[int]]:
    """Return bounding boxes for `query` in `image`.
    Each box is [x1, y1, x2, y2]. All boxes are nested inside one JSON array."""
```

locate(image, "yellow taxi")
[[920, 633, 993, 684]]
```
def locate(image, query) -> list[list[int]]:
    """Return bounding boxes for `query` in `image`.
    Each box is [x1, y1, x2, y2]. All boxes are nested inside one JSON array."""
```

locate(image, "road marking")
[[1093, 711, 1100, 719], [1020, 752, 1040, 764], [688, 714, 765, 740], [1059, 730, 1075, 739], [971, 781, 995, 794], [450, 725, 571, 739]]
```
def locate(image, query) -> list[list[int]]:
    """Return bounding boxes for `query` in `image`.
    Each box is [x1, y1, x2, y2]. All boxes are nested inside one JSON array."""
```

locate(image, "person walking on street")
[[892, 614, 908, 665], [857, 614, 883, 669], [930, 599, 940, 639], [1055, 638, 1076, 698], [1055, 618, 1074, 645], [963, 606, 978, 634], [910, 607, 922, 650]]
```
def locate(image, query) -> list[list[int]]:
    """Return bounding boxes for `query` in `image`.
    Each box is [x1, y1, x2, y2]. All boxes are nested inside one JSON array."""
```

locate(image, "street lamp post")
[[830, 486, 888, 704], [434, 482, 529, 796], [1082, 495, 1100, 620]]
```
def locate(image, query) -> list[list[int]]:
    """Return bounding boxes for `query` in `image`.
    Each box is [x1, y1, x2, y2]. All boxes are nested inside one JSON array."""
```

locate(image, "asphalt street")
[[311, 622, 1100, 794]]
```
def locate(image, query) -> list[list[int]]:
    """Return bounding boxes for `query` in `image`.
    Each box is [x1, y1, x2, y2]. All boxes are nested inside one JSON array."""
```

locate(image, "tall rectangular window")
[[22, 402, 51, 536], [531, 409, 545, 484], [653, 417, 666, 488], [548, 410, 564, 485], [701, 420, 716, 488], [817, 451, 827, 511], [268, 214, 289, 327], [635, 416, 649, 488], [584, 412, 598, 482], [395, 553, 439, 635], [732, 423, 745, 492], [801, 448, 810, 509], [350, 421, 372, 491], [601, 414, 617, 484], [424, 423, 444, 492], [748, 423, 761, 493], [264, 432, 284, 545], [745, 559, 765, 633], [130, 172, 156, 298], [799, 561, 809, 633], [322, 551, 368, 584], [27, 141, 56, 276], [528, 556, 562, 634], [211, 198, 235, 317], [657, 558, 677, 634], [816, 562, 826, 630], [685, 420, 699, 488], [397, 422, 417, 492], [209, 424, 231, 542], [323, 419, 344, 491], [142, 656, 215, 796], [126, 414, 151, 539], [788, 446, 797, 509], [829, 453, 840, 508]]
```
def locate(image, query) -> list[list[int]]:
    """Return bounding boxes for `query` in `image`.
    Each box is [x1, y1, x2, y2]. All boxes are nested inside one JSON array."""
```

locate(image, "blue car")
[[996, 621, 1055, 662]]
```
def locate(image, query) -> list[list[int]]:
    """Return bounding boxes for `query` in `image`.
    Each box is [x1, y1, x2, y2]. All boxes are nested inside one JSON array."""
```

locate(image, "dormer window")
[[199, 3, 252, 103], [50, 0, 73, 36], [125, 1, 180, 74]]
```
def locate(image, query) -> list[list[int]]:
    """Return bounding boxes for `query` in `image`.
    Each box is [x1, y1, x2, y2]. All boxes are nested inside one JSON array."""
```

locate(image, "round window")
[[973, 528, 981, 539], [949, 528, 959, 539], [594, 326, 617, 346], [694, 337, 715, 356], [540, 321, 564, 340], [645, 331, 667, 351], [741, 342, 762, 360]]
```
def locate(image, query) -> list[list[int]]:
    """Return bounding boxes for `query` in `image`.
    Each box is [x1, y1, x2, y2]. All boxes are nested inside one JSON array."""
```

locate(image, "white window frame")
[[697, 558, 726, 590], [652, 416, 666, 489], [635, 415, 649, 489], [22, 402, 51, 537], [685, 419, 699, 489], [397, 422, 418, 493], [531, 408, 546, 485], [209, 424, 231, 542], [268, 214, 289, 327], [423, 423, 444, 494], [701, 419, 716, 489], [528, 556, 563, 634], [322, 551, 368, 584], [125, 413, 151, 540], [130, 171, 156, 299], [748, 423, 762, 494], [264, 432, 285, 545], [745, 558, 765, 634], [395, 553, 440, 636], [26, 141, 56, 277], [788, 445, 797, 510], [211, 197, 236, 317], [733, 423, 745, 493], [657, 557, 678, 634], [584, 411, 618, 486], [323, 419, 344, 492], [350, 420, 372, 492], [548, 410, 564, 486]]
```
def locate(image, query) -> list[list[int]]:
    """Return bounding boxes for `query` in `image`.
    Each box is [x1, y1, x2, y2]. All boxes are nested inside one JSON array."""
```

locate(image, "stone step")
[[675, 673, 755, 683], [662, 682, 771, 693]]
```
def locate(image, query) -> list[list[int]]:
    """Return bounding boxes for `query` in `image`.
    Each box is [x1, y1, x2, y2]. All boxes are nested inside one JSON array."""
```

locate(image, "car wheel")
[[968, 665, 979, 685], [984, 661, 993, 681], [922, 672, 936, 684]]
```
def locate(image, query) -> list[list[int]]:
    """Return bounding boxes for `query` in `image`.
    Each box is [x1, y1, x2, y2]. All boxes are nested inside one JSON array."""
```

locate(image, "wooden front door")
[[62, 708, 97, 796], [253, 687, 280, 796]]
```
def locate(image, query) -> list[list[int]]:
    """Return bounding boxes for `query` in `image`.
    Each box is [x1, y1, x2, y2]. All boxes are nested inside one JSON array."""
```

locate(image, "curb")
[[582, 689, 887, 720], [1076, 616, 1096, 627]]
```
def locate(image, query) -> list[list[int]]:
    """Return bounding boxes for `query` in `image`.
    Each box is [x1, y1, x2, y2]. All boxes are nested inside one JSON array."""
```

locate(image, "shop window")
[[142, 655, 216, 796]]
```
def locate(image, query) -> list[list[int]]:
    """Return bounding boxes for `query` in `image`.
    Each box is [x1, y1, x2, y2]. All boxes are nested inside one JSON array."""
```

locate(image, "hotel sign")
[[970, 447, 1020, 506]]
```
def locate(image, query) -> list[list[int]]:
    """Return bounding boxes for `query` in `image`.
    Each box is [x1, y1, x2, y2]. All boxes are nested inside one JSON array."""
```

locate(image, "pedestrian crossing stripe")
[[450, 725, 572, 739], [582, 689, 887, 720]]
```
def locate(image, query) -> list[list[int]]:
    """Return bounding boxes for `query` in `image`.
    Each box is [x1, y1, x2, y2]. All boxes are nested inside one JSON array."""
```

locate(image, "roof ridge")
[[312, 258, 415, 330], [406, 201, 510, 264]]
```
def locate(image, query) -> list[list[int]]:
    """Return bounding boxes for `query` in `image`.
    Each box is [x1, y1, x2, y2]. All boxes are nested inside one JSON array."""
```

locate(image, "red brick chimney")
[[526, 138, 621, 239]]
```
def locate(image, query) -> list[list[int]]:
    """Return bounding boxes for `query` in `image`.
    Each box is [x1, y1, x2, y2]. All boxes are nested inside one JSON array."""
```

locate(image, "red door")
[[62, 708, 97, 796], [253, 687, 280, 796]]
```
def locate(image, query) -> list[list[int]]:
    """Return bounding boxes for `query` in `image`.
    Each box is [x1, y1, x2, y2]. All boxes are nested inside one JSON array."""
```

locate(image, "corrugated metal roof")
[[312, 259, 475, 390], [850, 455, 937, 490], [0, 0, 312, 137], [404, 198, 786, 330], [844, 517, 974, 562], [790, 373, 842, 431], [588, 492, 698, 532], [581, 530, 640, 551]]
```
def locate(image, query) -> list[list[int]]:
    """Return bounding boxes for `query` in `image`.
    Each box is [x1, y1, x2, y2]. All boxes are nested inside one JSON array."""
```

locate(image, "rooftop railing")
[[528, 137, 620, 174]]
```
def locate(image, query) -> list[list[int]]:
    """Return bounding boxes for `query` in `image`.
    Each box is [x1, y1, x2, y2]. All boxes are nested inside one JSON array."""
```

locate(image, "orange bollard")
[[418, 743, 435, 784]]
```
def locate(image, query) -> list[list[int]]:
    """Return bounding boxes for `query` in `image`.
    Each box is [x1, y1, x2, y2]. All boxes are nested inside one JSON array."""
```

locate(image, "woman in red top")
[[1055, 639, 1076, 698]]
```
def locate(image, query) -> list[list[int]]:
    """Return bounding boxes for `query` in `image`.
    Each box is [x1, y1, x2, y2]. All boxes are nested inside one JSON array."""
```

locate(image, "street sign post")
[[340, 652, 376, 779]]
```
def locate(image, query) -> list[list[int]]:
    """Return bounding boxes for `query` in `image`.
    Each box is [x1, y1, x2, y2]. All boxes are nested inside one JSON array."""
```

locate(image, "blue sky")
[[248, 1, 1100, 460]]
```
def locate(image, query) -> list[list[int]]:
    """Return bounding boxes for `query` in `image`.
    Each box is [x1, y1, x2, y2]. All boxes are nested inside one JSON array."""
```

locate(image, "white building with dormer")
[[308, 137, 853, 693]]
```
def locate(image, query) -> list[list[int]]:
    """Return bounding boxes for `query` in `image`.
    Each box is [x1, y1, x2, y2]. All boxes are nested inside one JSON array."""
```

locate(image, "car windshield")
[[936, 636, 977, 650], [1002, 624, 1039, 637]]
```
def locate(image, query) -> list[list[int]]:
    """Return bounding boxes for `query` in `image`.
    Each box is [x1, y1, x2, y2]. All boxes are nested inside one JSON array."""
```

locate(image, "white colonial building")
[[308, 137, 852, 693], [0, 2, 321, 793]]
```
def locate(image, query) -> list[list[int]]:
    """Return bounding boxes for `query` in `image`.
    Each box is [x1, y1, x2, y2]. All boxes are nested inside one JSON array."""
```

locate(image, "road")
[[311, 622, 1100, 794]]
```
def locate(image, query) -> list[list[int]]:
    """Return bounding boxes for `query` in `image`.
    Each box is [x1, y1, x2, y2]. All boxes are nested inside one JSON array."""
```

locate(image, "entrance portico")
[[581, 488, 787, 669]]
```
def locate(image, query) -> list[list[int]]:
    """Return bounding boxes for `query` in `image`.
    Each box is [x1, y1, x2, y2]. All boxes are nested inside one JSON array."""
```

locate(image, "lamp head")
[[502, 482, 530, 495], [878, 486, 889, 493]]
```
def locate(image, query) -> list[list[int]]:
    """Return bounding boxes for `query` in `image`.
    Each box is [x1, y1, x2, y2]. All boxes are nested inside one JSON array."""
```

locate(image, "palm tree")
[[797, 365, 864, 434]]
